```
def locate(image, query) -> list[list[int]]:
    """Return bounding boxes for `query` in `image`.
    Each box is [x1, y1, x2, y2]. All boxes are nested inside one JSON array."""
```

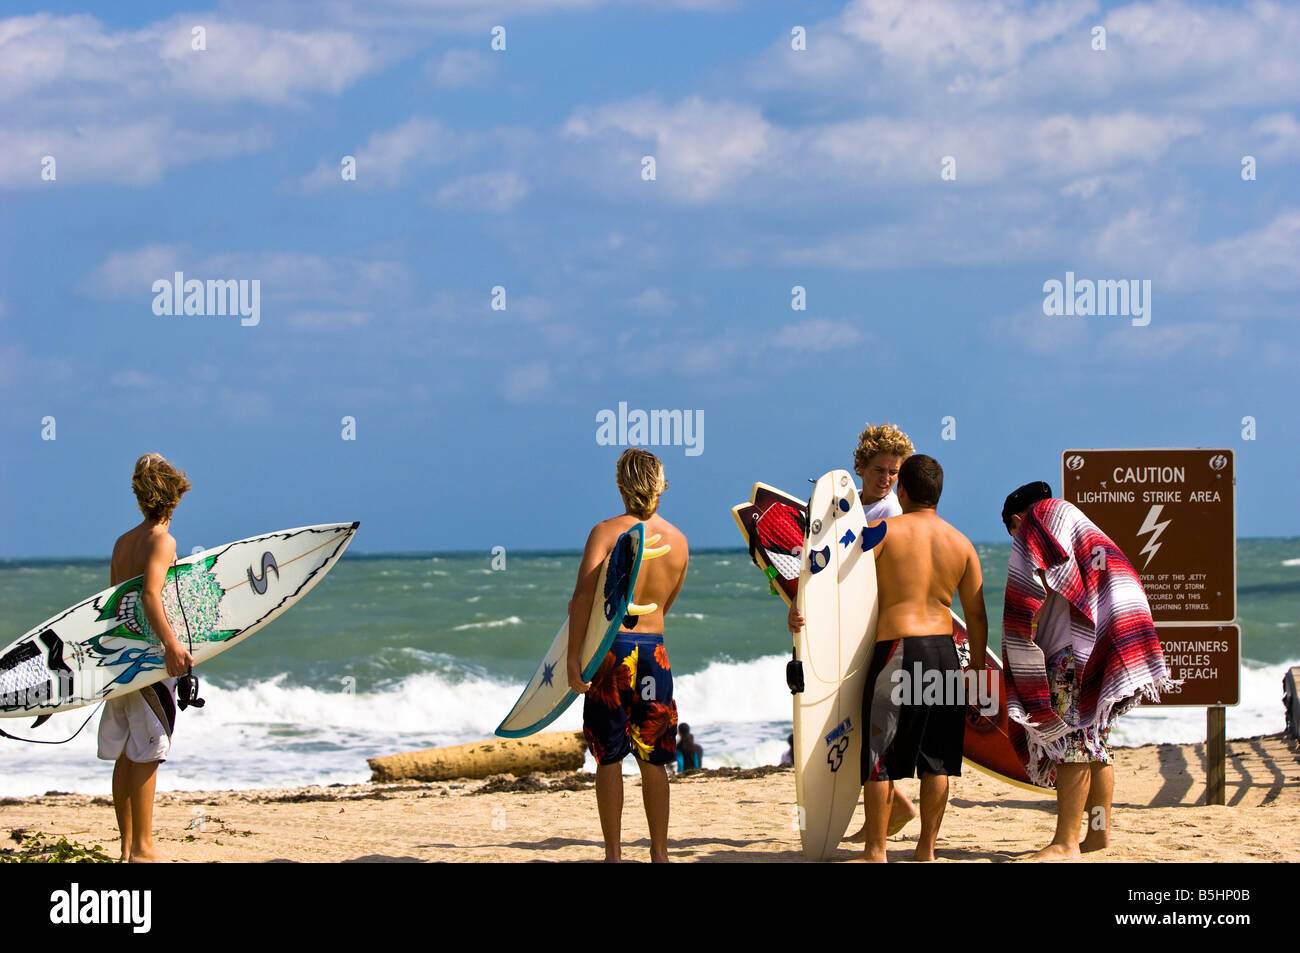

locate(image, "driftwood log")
[[367, 731, 587, 782]]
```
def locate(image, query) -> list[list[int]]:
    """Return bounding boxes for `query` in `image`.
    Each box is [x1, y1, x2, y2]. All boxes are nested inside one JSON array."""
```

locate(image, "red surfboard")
[[733, 482, 1049, 792]]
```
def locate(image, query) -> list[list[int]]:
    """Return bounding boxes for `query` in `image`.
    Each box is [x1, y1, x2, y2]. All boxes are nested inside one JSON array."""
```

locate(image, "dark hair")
[[1001, 481, 1053, 530], [899, 454, 943, 507]]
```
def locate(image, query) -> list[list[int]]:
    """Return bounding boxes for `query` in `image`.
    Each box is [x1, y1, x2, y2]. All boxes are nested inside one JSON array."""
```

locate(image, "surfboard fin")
[[30, 714, 51, 730], [645, 533, 661, 545], [626, 602, 659, 616], [642, 543, 671, 560]]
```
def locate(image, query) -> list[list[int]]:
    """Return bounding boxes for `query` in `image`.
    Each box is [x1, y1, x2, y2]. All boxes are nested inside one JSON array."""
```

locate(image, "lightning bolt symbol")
[[1136, 504, 1171, 569]]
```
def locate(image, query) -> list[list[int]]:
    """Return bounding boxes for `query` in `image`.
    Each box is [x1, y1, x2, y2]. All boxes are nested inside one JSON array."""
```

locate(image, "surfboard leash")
[[0, 703, 103, 744], [172, 559, 205, 711]]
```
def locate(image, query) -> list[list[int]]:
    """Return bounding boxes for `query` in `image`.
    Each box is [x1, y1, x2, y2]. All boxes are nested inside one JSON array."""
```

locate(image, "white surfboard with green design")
[[0, 522, 359, 717]]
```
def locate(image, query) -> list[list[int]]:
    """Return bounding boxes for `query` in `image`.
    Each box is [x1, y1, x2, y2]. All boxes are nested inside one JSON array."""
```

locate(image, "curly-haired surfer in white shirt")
[[788, 422, 921, 841]]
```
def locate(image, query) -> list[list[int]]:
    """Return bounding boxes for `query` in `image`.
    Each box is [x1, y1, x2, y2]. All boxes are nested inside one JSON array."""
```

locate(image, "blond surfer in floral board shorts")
[[567, 449, 689, 863]]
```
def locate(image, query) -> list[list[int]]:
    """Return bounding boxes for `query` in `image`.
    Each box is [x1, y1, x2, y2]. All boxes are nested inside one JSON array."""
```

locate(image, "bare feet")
[[913, 845, 936, 862], [1029, 842, 1080, 861], [889, 796, 918, 836], [1080, 829, 1109, 853], [845, 850, 887, 863], [845, 796, 917, 842], [128, 847, 171, 863]]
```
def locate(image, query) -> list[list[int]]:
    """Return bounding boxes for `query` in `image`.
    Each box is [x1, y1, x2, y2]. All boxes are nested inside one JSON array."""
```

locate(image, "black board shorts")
[[862, 635, 964, 783]]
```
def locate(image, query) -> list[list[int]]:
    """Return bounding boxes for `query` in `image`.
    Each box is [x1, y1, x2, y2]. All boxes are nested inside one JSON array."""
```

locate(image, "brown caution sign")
[[1061, 448, 1235, 623], [1149, 625, 1240, 707]]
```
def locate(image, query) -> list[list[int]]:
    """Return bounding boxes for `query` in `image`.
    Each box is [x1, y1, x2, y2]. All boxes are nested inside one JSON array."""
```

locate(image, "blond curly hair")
[[132, 453, 191, 522], [852, 423, 914, 473], [616, 448, 666, 520]]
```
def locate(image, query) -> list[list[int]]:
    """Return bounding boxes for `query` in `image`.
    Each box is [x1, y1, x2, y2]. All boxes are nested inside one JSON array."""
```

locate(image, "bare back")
[[624, 513, 688, 634], [570, 513, 689, 638], [111, 522, 177, 587], [873, 510, 982, 642]]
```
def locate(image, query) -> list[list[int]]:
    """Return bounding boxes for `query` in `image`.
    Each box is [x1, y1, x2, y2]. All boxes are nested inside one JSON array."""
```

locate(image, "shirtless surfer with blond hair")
[[99, 453, 195, 862], [567, 449, 690, 862]]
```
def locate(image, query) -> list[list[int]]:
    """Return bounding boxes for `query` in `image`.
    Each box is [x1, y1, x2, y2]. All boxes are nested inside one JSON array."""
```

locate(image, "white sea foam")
[[4, 653, 1294, 797], [451, 616, 523, 631], [1282, 558, 1300, 566]]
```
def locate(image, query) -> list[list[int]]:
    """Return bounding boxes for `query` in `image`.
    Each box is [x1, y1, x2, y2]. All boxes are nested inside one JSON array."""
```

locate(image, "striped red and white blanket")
[[1003, 498, 1174, 786]]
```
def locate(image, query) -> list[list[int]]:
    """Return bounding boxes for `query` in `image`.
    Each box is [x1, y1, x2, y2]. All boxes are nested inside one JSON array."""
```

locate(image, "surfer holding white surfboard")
[[854, 455, 989, 862], [101, 453, 195, 864], [787, 422, 922, 840], [565, 449, 689, 863]]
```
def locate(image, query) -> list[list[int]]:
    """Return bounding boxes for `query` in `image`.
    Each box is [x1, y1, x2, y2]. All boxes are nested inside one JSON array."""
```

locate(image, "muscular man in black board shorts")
[[851, 454, 988, 863]]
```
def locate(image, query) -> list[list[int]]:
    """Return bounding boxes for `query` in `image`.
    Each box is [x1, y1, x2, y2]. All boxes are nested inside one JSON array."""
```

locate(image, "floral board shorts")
[[583, 632, 678, 766], [1048, 646, 1114, 765]]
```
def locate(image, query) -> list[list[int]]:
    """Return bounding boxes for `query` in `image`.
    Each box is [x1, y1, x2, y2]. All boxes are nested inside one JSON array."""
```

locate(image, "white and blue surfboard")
[[496, 522, 670, 738]]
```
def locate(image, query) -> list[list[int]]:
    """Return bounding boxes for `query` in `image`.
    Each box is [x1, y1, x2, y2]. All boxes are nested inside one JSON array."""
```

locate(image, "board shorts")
[[862, 635, 964, 783], [583, 632, 678, 766], [97, 678, 178, 764], [1048, 646, 1114, 765]]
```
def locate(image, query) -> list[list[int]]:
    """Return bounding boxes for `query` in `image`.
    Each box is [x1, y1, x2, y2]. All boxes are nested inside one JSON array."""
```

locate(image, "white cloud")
[[299, 117, 467, 191], [749, 0, 1300, 114], [81, 244, 182, 298], [839, 0, 1087, 76], [1096, 321, 1242, 362], [1181, 209, 1300, 291], [110, 370, 155, 389], [504, 361, 552, 402], [1250, 112, 1300, 160], [0, 13, 376, 107], [805, 111, 1200, 184], [771, 320, 865, 353], [628, 288, 677, 315], [0, 14, 367, 187], [434, 170, 528, 212], [80, 246, 414, 326], [425, 48, 497, 88], [286, 310, 374, 331], [564, 95, 772, 202], [0, 120, 271, 188]]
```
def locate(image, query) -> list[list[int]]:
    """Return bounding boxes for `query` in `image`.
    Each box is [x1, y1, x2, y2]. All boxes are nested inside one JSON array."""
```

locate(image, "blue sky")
[[1, 0, 1296, 557]]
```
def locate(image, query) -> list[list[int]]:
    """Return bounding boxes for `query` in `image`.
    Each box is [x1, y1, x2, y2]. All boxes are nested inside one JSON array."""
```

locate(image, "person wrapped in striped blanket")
[[1001, 482, 1174, 860]]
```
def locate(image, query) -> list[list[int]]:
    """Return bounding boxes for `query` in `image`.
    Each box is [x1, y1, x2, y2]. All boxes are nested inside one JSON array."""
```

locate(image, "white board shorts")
[[97, 678, 178, 764]]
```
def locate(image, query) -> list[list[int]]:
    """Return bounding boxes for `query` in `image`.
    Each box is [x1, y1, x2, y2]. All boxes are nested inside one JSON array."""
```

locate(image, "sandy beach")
[[3, 733, 1296, 863]]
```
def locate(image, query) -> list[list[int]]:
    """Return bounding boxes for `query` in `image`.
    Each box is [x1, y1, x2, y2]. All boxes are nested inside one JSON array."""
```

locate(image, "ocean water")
[[1, 540, 1296, 796]]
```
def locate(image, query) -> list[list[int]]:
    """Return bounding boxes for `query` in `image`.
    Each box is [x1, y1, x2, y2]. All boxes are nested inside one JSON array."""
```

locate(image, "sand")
[[3, 734, 1297, 863]]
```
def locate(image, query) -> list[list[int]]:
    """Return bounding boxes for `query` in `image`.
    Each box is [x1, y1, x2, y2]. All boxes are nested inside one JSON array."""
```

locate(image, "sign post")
[[1061, 448, 1238, 806]]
